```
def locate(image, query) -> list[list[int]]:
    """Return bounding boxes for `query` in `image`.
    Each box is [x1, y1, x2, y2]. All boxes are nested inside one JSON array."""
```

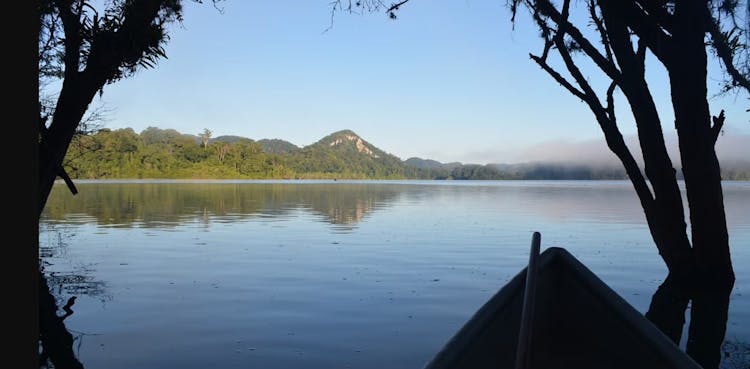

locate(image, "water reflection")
[[40, 225, 110, 369], [42, 182, 405, 231], [39, 269, 85, 369], [41, 181, 750, 234], [37, 180, 750, 369], [40, 225, 111, 303]]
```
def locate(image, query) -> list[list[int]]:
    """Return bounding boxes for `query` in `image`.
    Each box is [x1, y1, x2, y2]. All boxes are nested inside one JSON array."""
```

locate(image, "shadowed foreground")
[[425, 247, 701, 369], [39, 271, 84, 369]]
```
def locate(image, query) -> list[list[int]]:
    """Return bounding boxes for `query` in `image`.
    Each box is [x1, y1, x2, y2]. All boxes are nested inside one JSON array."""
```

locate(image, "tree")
[[333, 1, 748, 368], [38, 1, 221, 367], [199, 128, 212, 149], [38, 0, 222, 216]]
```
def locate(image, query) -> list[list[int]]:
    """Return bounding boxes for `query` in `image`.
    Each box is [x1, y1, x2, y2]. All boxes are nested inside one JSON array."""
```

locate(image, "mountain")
[[66, 126, 750, 180], [211, 135, 254, 144], [258, 139, 300, 154], [310, 130, 384, 157], [404, 157, 462, 170], [286, 130, 406, 178], [488, 162, 627, 180], [182, 134, 201, 144], [403, 157, 628, 180]]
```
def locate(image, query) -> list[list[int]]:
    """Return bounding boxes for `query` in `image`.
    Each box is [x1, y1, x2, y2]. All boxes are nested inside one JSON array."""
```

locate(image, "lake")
[[39, 180, 750, 369]]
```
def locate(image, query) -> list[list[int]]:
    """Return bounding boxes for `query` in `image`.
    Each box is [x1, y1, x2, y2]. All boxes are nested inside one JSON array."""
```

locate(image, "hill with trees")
[[63, 126, 750, 180], [283, 130, 406, 179], [258, 139, 300, 154]]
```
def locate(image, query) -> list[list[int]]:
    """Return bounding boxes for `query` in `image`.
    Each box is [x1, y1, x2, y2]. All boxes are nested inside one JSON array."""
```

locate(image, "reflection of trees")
[[40, 226, 111, 304], [41, 182, 403, 228], [39, 271, 84, 369], [39, 227, 111, 369], [46, 273, 108, 301], [719, 340, 750, 369]]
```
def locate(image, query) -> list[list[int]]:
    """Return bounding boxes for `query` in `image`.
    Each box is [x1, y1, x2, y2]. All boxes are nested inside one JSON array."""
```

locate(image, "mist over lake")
[[39, 180, 750, 369]]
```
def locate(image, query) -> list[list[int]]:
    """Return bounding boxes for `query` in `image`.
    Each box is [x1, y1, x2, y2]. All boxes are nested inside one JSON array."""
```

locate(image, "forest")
[[63, 127, 750, 180]]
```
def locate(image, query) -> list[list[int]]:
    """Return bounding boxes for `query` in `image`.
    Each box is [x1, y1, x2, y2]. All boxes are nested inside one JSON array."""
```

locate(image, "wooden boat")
[[423, 233, 701, 369]]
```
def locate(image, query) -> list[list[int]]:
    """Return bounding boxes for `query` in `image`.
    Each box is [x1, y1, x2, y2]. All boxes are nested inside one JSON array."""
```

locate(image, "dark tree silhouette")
[[511, 3, 750, 368], [38, 1, 220, 367], [333, 1, 749, 368], [38, 0, 223, 216], [39, 271, 83, 369]]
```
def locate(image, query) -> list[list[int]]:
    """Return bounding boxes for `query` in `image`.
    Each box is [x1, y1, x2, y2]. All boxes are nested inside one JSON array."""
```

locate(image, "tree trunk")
[[39, 75, 98, 217], [672, 83, 735, 369], [666, 4, 735, 368], [38, 76, 100, 369], [644, 271, 692, 343], [595, 4, 698, 344]]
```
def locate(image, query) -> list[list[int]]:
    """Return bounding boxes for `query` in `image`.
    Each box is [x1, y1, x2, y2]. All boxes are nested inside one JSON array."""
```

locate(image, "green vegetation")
[[257, 139, 300, 154], [66, 127, 292, 179], [63, 127, 750, 180], [64, 127, 406, 179]]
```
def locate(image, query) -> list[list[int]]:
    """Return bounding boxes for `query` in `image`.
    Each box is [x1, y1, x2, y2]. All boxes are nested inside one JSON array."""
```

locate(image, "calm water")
[[39, 180, 750, 369]]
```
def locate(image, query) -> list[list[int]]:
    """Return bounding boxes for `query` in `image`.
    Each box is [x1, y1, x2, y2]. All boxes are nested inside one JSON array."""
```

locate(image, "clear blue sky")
[[74, 0, 749, 164]]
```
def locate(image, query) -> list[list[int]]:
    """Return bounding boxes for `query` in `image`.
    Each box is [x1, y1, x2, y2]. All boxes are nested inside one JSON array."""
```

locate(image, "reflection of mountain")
[[44, 181, 743, 230], [302, 185, 391, 225], [325, 199, 372, 225], [41, 182, 403, 229]]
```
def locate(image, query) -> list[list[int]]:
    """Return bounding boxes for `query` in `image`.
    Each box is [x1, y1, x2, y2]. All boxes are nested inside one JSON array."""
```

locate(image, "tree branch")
[[527, 0, 587, 102], [534, 0, 622, 83], [386, 0, 411, 14], [711, 109, 725, 144], [554, 31, 601, 106], [58, 168, 79, 195], [633, 0, 675, 34], [54, 0, 82, 78], [81, 0, 164, 85], [588, 0, 613, 63], [39, 12, 62, 65], [604, 0, 673, 66], [529, 54, 587, 101], [707, 15, 750, 94], [39, 114, 78, 195], [599, 1, 645, 80], [606, 80, 617, 123], [551, 30, 654, 208]]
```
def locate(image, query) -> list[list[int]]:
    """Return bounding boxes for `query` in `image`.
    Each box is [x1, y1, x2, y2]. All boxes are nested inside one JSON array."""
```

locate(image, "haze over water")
[[39, 180, 750, 369]]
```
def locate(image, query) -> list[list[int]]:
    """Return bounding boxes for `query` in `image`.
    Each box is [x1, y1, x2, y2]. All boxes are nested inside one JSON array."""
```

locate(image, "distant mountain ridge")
[[309, 130, 393, 159], [287, 130, 406, 178], [65, 126, 750, 180], [258, 139, 299, 154], [212, 135, 254, 144], [404, 157, 461, 170]]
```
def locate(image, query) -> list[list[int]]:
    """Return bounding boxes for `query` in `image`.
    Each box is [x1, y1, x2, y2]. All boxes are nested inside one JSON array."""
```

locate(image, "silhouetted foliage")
[[38, 2, 223, 368], [507, 2, 746, 367], [333, 1, 748, 368], [38, 0, 224, 215]]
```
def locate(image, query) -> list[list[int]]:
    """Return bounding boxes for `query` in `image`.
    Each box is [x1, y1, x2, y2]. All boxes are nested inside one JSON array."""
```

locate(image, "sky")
[[60, 0, 750, 165]]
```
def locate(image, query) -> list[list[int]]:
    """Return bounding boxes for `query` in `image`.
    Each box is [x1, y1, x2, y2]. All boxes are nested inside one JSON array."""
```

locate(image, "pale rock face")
[[328, 134, 380, 158]]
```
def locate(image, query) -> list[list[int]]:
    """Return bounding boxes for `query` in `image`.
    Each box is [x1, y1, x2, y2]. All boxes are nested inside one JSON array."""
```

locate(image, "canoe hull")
[[423, 247, 701, 369]]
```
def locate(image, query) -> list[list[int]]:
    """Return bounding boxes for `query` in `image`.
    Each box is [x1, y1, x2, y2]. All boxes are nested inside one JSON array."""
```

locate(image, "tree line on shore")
[[63, 126, 750, 180]]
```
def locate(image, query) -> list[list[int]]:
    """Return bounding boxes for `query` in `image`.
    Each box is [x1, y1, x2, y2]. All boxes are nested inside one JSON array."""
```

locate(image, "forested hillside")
[[64, 127, 409, 179], [63, 127, 750, 180]]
